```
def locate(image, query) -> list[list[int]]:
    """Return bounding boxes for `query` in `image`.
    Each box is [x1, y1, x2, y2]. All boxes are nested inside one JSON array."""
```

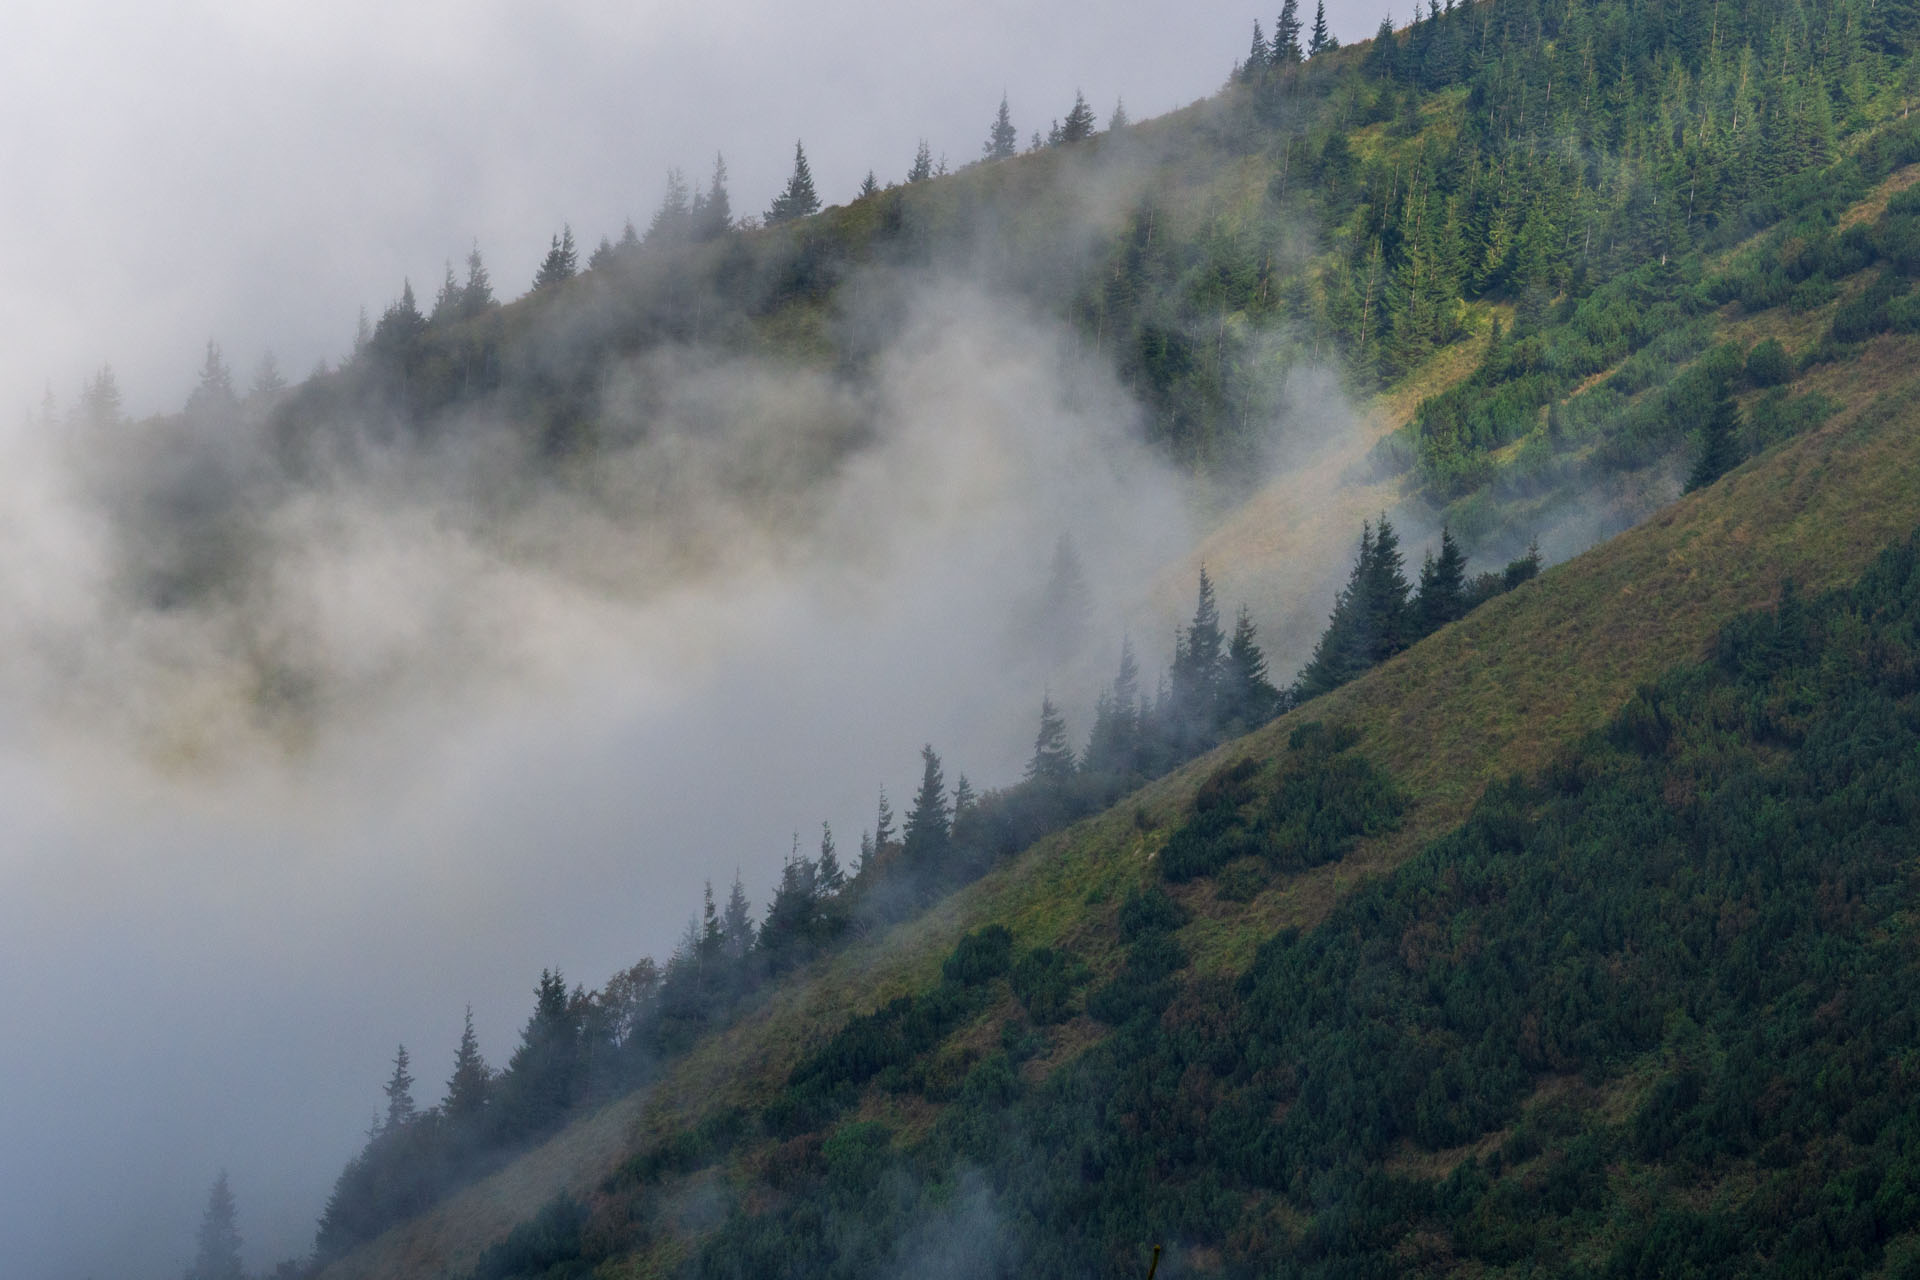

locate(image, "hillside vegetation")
[[274, 0, 1920, 1272]]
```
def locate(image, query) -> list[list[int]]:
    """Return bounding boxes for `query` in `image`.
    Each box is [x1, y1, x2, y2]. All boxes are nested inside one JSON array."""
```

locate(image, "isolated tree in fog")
[[985, 95, 1019, 159], [187, 1171, 244, 1280], [534, 226, 579, 289], [1108, 99, 1130, 130], [383, 1044, 416, 1130], [1061, 91, 1098, 143], [908, 139, 934, 183], [766, 141, 822, 225]]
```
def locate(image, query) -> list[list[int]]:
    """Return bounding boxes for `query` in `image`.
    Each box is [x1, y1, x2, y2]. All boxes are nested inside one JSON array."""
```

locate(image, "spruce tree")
[[1686, 381, 1743, 492], [1362, 516, 1412, 662], [816, 822, 845, 895], [188, 1171, 245, 1280], [1274, 0, 1305, 63], [383, 1044, 416, 1130], [1242, 20, 1271, 81], [901, 745, 951, 872], [1309, 0, 1335, 54], [872, 788, 896, 861], [431, 260, 463, 324], [647, 168, 692, 244], [533, 226, 578, 289], [722, 872, 755, 959], [1223, 606, 1282, 730], [984, 95, 1019, 159], [1083, 636, 1142, 776], [1026, 695, 1076, 783], [908, 139, 934, 183], [691, 154, 732, 241], [1412, 527, 1469, 636], [460, 244, 495, 317], [1295, 524, 1378, 700], [1061, 91, 1097, 143], [587, 234, 617, 271], [765, 140, 822, 225], [1169, 566, 1226, 745], [858, 170, 880, 198], [445, 1006, 491, 1121], [1108, 99, 1129, 130]]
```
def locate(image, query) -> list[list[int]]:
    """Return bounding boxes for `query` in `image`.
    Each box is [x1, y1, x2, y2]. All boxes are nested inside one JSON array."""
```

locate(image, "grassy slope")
[[316, 316, 1920, 1280], [315, 73, 1920, 1280]]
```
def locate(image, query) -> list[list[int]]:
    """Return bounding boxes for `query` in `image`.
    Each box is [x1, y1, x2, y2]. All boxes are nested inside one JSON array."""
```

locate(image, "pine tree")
[[721, 872, 754, 959], [430, 261, 462, 324], [1108, 99, 1129, 130], [1026, 695, 1076, 783], [1084, 636, 1142, 775], [1222, 606, 1282, 730], [647, 168, 692, 244], [1275, 0, 1305, 63], [1309, 0, 1335, 54], [185, 340, 237, 420], [460, 244, 495, 318], [445, 1005, 491, 1121], [766, 140, 822, 225], [1295, 524, 1380, 700], [618, 218, 639, 249], [1169, 566, 1227, 746], [533, 226, 578, 289], [985, 95, 1019, 159], [1242, 20, 1271, 81], [188, 1171, 245, 1280], [1413, 526, 1469, 636], [587, 234, 617, 271], [908, 139, 934, 183], [1363, 14, 1398, 78], [1061, 91, 1097, 143], [383, 1044, 416, 1130], [858, 170, 880, 198], [1686, 380, 1743, 492], [816, 822, 845, 895], [1361, 516, 1412, 661], [950, 775, 977, 823], [901, 745, 951, 875], [691, 154, 732, 241], [873, 787, 896, 860]]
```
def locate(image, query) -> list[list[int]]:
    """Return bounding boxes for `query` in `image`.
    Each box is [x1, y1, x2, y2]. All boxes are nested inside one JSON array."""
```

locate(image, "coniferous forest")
[[122, 0, 1920, 1270]]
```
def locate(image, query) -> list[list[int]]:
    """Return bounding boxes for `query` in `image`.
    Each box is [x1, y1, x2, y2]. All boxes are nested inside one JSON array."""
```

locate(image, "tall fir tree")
[[908, 139, 934, 183], [1026, 695, 1077, 783], [446, 1005, 491, 1122], [383, 1044, 416, 1130], [1084, 636, 1142, 776], [1686, 380, 1743, 493], [1308, 0, 1335, 54], [816, 822, 845, 895], [722, 872, 755, 959], [901, 745, 951, 872], [985, 95, 1019, 159], [533, 226, 578, 289], [1222, 606, 1282, 731], [858, 170, 880, 198], [1242, 20, 1271, 81], [1274, 0, 1305, 63], [647, 168, 692, 244], [431, 260, 463, 324], [691, 154, 732, 241], [1413, 526, 1469, 636], [766, 141, 822, 225], [188, 1171, 245, 1280], [1061, 91, 1097, 143], [460, 244, 494, 318]]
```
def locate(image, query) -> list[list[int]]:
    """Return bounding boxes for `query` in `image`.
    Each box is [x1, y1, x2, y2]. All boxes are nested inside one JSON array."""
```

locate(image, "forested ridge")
[[143, 0, 1920, 1268]]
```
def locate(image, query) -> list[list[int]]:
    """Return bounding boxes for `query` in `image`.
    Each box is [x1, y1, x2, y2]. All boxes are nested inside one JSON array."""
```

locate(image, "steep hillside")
[[312, 319, 1920, 1279], [276, 0, 1920, 1271]]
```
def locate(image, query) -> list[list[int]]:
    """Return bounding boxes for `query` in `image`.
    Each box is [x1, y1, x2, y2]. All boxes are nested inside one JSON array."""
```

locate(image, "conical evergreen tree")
[[431, 260, 463, 324], [1686, 381, 1743, 492], [721, 872, 755, 959], [901, 745, 951, 873], [691, 154, 732, 241], [446, 1005, 491, 1122], [816, 822, 846, 895], [1169, 566, 1227, 745], [858, 170, 880, 198], [1026, 695, 1076, 783], [1083, 636, 1142, 776], [1295, 524, 1379, 700], [765, 141, 822, 224], [908, 139, 934, 183], [647, 168, 692, 244], [460, 244, 495, 317], [383, 1045, 416, 1130], [533, 226, 578, 289], [1413, 526, 1469, 636], [1108, 99, 1129, 131], [1274, 0, 1305, 63], [1242, 20, 1271, 81], [1222, 606, 1282, 731], [1061, 91, 1097, 143], [985, 95, 1019, 159], [1309, 0, 1335, 54], [1361, 516, 1412, 662], [188, 1171, 245, 1280]]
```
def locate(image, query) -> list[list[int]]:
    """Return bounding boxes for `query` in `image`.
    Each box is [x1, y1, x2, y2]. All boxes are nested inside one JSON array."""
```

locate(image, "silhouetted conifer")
[[766, 141, 822, 224], [533, 226, 578, 289], [985, 95, 1019, 159], [1027, 696, 1076, 782]]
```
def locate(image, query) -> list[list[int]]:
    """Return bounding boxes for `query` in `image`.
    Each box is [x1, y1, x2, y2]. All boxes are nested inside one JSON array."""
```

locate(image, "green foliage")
[[465, 1195, 589, 1280], [941, 925, 1013, 986], [1009, 946, 1092, 1024]]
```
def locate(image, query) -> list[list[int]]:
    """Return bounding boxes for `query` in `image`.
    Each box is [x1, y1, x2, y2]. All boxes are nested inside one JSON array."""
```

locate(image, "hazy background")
[[0, 1, 1381, 1276]]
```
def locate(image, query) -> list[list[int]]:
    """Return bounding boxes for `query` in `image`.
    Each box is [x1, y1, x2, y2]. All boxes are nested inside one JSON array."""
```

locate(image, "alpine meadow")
[[13, 0, 1920, 1276]]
